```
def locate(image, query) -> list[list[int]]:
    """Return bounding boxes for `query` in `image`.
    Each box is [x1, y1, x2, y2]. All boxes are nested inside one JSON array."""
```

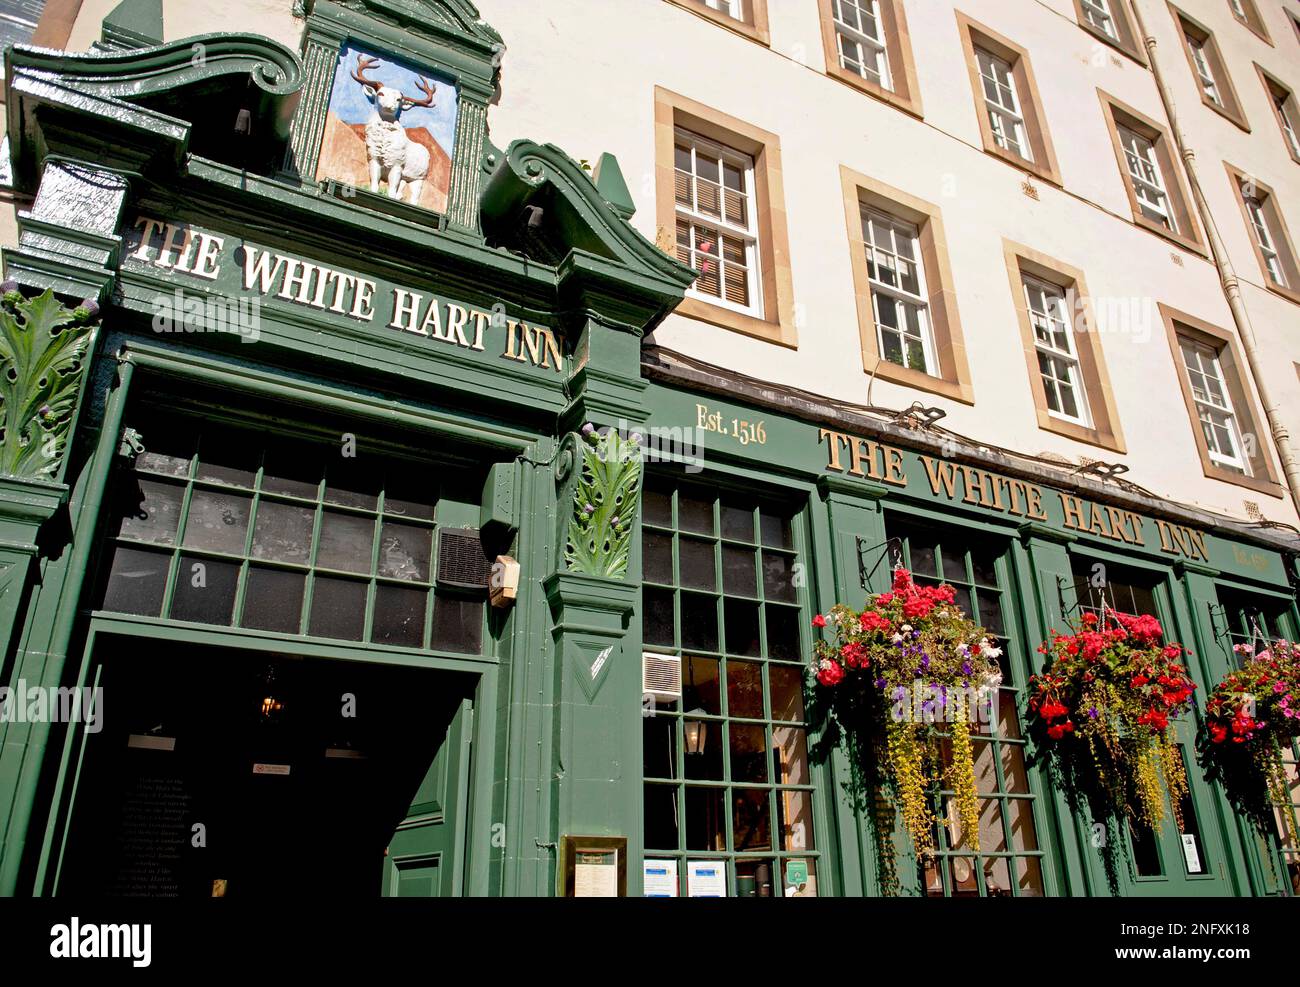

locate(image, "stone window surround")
[[1002, 240, 1126, 454], [954, 10, 1063, 188], [1224, 162, 1300, 305], [655, 86, 797, 346], [1169, 4, 1251, 132], [839, 164, 973, 404], [816, 0, 923, 118], [1071, 0, 1147, 66], [1255, 63, 1300, 165], [1159, 302, 1283, 497], [662, 0, 771, 47], [1097, 90, 1206, 256], [1228, 0, 1273, 46]]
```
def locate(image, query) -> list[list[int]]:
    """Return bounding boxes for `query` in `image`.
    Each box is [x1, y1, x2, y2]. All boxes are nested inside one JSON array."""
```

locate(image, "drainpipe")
[[1131, 0, 1300, 519]]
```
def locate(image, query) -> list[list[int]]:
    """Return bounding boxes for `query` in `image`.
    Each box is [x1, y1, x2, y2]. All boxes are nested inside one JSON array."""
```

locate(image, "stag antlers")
[[401, 77, 437, 110], [350, 54, 437, 110], [350, 53, 382, 91]]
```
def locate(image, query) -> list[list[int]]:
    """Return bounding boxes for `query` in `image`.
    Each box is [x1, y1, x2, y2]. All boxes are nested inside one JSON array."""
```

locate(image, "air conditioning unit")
[[642, 651, 682, 704]]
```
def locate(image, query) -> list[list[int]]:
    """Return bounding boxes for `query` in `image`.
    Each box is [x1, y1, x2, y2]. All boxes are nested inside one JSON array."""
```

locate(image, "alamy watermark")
[[0, 680, 102, 733], [152, 289, 260, 342]]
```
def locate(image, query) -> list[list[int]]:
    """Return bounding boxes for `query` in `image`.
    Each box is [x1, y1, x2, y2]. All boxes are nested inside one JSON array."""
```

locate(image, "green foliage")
[[565, 427, 641, 579], [0, 289, 95, 478]]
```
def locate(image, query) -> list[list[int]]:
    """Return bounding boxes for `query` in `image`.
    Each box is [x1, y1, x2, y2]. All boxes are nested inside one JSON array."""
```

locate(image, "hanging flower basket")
[[810, 568, 1003, 861], [1026, 610, 1197, 833], [1198, 638, 1300, 846]]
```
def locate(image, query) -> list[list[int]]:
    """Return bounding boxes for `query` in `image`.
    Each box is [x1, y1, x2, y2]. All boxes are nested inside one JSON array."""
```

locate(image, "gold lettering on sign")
[[1058, 493, 1147, 546], [1153, 519, 1208, 562], [819, 429, 907, 488], [918, 457, 1046, 519]]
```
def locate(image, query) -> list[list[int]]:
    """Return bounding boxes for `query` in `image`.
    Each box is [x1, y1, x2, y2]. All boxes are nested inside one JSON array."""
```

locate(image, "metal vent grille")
[[437, 528, 491, 589], [642, 652, 682, 702]]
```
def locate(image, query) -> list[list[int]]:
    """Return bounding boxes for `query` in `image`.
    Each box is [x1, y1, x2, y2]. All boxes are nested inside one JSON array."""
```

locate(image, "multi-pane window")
[[976, 47, 1031, 161], [703, 0, 743, 19], [1178, 338, 1248, 474], [888, 519, 1047, 897], [97, 410, 485, 655], [1081, 0, 1118, 40], [1218, 591, 1300, 895], [642, 482, 818, 897], [833, 0, 892, 90], [861, 205, 936, 375], [1187, 35, 1223, 106], [1023, 275, 1091, 426], [674, 129, 762, 316], [1118, 125, 1175, 231], [1241, 188, 1289, 288]]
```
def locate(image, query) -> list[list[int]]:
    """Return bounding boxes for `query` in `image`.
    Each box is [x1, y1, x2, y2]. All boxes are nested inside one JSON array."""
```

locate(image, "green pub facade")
[[0, 0, 1295, 898]]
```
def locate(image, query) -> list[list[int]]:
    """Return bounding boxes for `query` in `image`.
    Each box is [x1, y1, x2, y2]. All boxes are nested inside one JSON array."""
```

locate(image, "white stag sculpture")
[[350, 54, 437, 203]]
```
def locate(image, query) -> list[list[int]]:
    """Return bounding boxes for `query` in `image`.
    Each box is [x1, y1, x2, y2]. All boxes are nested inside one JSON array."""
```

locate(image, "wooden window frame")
[[1256, 64, 1300, 165], [1071, 0, 1147, 65], [655, 87, 796, 346], [1170, 5, 1251, 131], [1227, 0, 1272, 46], [817, 0, 923, 117], [1159, 303, 1282, 496], [955, 12, 1062, 187], [663, 0, 771, 47], [1002, 241, 1125, 453], [1097, 91, 1205, 255], [1225, 163, 1300, 304], [840, 165, 973, 404]]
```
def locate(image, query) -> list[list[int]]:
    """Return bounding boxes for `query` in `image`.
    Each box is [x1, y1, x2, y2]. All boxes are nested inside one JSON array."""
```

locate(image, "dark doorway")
[[58, 641, 472, 897]]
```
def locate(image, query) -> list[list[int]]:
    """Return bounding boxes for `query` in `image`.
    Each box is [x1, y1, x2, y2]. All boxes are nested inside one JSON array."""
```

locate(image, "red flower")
[[859, 611, 892, 635], [840, 642, 868, 669], [902, 597, 933, 621], [812, 614, 826, 628], [816, 659, 845, 687]]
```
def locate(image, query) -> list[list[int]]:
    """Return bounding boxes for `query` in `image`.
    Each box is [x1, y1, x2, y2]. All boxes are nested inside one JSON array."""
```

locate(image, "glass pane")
[[645, 784, 680, 851], [723, 599, 761, 657], [727, 659, 764, 718], [241, 566, 305, 633], [134, 432, 192, 478], [430, 593, 482, 654], [372, 583, 426, 647], [762, 551, 798, 603], [643, 532, 674, 585], [759, 507, 792, 549], [316, 511, 375, 574], [182, 489, 252, 555], [765, 605, 801, 660], [721, 500, 755, 541], [1006, 798, 1039, 852], [983, 857, 1012, 897], [685, 786, 726, 852], [115, 479, 183, 545], [195, 433, 257, 488], [170, 555, 239, 625], [250, 500, 315, 565], [678, 537, 717, 591], [643, 715, 677, 779], [308, 576, 367, 641], [733, 788, 772, 850], [678, 495, 714, 535], [643, 586, 676, 648], [769, 664, 806, 721], [683, 655, 722, 715], [1017, 856, 1045, 896], [721, 545, 757, 597], [378, 522, 432, 581], [260, 441, 320, 498], [383, 470, 436, 521], [324, 459, 381, 510], [730, 723, 768, 783], [735, 858, 776, 897], [684, 718, 723, 780], [99, 545, 169, 616], [681, 593, 719, 652], [643, 487, 672, 528]]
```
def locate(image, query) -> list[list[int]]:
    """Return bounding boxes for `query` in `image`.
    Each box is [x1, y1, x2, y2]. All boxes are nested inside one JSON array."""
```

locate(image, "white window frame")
[[833, 0, 893, 91], [674, 128, 764, 318], [1228, 0, 1247, 22], [976, 47, 1032, 162], [1179, 338, 1249, 474], [1241, 189, 1288, 288], [1023, 275, 1092, 427], [1081, 0, 1119, 40], [1274, 90, 1300, 159], [1187, 35, 1223, 107], [861, 205, 938, 376], [1117, 124, 1175, 232], [702, 0, 744, 22]]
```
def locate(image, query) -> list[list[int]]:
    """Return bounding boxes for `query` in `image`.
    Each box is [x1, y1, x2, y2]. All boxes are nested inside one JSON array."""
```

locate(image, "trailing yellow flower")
[[887, 719, 935, 858], [945, 697, 981, 855]]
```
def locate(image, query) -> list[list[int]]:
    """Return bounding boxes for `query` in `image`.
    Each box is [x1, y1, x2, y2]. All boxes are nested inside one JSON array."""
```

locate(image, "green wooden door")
[[382, 698, 473, 897]]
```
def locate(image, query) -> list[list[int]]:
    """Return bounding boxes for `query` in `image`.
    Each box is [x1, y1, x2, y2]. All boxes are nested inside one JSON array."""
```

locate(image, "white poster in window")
[[687, 860, 726, 897], [643, 859, 679, 897], [1181, 834, 1202, 874]]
